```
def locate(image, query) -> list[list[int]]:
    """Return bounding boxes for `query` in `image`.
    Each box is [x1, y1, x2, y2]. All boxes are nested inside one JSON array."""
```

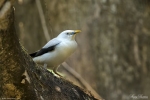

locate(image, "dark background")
[[14, 0, 150, 100]]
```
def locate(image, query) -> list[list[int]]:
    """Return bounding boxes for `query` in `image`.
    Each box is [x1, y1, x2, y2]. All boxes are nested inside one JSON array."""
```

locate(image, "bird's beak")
[[74, 30, 81, 34]]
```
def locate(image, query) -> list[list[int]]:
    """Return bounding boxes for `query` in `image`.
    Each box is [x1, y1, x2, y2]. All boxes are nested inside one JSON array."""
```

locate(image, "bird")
[[30, 30, 81, 76]]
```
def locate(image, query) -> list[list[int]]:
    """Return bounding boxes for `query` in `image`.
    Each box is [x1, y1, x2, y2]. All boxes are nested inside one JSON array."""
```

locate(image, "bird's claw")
[[53, 66, 63, 77]]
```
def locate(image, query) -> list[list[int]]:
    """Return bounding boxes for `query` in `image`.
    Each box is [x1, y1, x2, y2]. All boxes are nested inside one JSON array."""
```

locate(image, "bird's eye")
[[66, 33, 69, 35]]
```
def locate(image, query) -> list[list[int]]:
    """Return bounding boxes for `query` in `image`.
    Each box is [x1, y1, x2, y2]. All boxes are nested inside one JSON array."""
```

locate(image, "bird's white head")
[[57, 30, 81, 40]]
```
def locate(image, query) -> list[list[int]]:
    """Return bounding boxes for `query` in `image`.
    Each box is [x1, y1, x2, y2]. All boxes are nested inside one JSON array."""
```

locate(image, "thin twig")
[[0, 1, 11, 18], [62, 62, 102, 100], [36, 0, 50, 41], [133, 25, 141, 67]]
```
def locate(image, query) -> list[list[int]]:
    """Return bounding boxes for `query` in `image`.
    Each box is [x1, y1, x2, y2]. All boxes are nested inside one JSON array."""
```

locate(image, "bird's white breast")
[[34, 40, 77, 68]]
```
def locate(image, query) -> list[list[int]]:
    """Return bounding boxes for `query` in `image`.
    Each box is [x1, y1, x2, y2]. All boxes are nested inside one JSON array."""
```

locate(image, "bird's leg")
[[43, 63, 48, 69], [53, 65, 62, 77]]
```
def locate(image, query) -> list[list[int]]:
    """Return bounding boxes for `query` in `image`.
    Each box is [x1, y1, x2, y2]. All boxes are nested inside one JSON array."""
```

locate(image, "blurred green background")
[[14, 0, 150, 100]]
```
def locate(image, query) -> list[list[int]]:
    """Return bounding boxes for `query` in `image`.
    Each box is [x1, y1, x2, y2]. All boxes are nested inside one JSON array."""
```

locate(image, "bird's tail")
[[29, 52, 37, 58]]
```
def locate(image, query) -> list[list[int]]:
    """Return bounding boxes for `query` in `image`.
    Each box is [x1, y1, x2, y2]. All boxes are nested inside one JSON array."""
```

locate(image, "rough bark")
[[0, 1, 99, 100]]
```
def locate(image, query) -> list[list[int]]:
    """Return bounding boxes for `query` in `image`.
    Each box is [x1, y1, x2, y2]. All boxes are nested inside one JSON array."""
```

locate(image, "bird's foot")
[[53, 66, 63, 77]]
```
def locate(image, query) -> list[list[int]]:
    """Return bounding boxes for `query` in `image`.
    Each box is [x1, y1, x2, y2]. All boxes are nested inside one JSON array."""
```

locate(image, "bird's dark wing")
[[30, 38, 61, 57], [34, 43, 59, 57], [30, 51, 38, 57]]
